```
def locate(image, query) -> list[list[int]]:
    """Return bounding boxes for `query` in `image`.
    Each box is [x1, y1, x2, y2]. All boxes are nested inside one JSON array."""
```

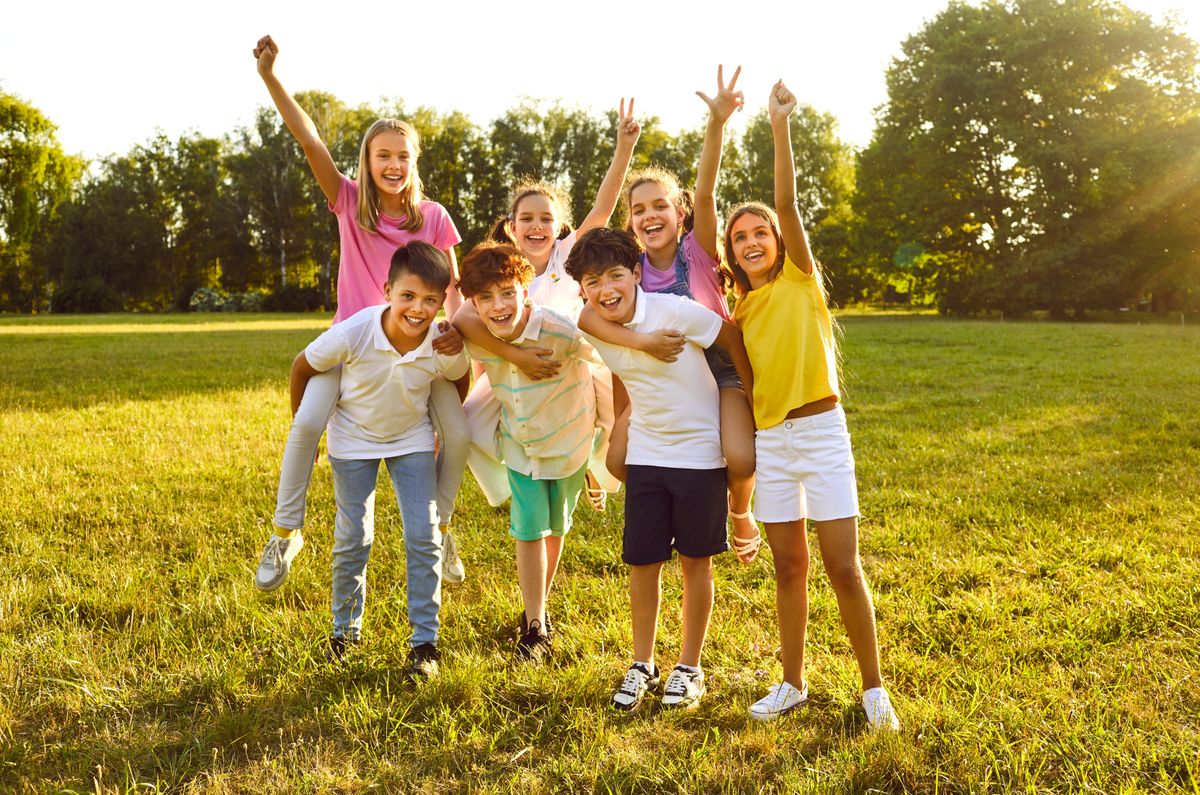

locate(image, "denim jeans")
[[274, 370, 468, 531], [328, 452, 442, 645]]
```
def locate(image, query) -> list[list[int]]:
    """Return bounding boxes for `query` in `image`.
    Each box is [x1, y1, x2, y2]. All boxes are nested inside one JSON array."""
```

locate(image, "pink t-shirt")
[[639, 231, 731, 321], [331, 174, 462, 323]]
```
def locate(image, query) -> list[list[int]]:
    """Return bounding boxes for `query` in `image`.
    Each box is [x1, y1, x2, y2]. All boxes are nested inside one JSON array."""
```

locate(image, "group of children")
[[248, 37, 900, 730]]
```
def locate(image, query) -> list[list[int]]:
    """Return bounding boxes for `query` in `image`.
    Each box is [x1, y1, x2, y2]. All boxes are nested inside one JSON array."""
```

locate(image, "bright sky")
[[2, 0, 1196, 162]]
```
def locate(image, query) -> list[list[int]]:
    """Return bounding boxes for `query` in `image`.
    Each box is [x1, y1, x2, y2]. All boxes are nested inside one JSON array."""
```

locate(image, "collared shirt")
[[583, 288, 724, 470], [466, 305, 597, 480], [305, 304, 469, 459]]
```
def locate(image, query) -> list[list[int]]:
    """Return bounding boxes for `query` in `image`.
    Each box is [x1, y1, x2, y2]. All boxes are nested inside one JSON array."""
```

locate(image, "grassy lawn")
[[0, 312, 1197, 793]]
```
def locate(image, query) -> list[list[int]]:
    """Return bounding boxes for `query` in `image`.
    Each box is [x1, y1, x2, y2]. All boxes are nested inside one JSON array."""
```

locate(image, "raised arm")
[[253, 35, 341, 207], [694, 65, 744, 259], [577, 98, 640, 235], [578, 304, 686, 362], [769, 80, 815, 275]]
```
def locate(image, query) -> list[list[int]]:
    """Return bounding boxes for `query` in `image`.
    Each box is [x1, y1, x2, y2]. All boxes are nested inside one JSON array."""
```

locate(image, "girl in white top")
[[456, 100, 680, 510]]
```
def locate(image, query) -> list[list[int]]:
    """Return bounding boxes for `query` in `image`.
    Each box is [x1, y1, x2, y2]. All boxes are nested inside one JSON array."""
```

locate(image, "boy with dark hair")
[[290, 241, 468, 677], [455, 242, 599, 661], [564, 228, 754, 710]]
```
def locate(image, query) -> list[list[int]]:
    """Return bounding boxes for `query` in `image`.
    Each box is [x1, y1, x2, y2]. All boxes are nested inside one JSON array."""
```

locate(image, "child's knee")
[[825, 558, 865, 592]]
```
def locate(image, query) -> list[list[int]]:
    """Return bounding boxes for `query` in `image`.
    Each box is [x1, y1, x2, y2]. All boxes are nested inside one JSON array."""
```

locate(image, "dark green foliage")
[[261, 284, 323, 312], [855, 0, 1200, 315]]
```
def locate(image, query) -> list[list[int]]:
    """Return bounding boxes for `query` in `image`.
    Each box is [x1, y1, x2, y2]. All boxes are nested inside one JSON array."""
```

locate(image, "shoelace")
[[664, 670, 692, 696], [758, 683, 797, 710], [263, 537, 284, 571], [620, 666, 649, 695]]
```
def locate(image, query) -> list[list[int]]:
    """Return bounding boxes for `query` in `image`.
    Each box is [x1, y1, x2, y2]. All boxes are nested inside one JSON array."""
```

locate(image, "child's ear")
[[383, 281, 392, 298], [632, 264, 642, 285]]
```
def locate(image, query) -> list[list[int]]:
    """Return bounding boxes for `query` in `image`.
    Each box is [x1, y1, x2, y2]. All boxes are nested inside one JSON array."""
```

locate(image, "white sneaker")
[[255, 532, 304, 592], [612, 662, 660, 711], [661, 665, 706, 710], [862, 686, 900, 731], [442, 530, 466, 584], [749, 680, 808, 722]]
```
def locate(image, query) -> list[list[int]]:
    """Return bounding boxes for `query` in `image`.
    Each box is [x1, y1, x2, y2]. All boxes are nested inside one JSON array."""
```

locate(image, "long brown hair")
[[355, 119, 425, 234]]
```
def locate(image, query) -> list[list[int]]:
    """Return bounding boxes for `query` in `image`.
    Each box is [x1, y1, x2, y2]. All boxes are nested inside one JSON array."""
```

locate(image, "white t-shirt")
[[529, 231, 584, 320], [583, 288, 723, 469], [304, 305, 469, 460]]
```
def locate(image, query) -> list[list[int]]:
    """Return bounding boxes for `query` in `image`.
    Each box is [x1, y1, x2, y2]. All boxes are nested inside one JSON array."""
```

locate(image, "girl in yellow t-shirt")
[[724, 79, 900, 731]]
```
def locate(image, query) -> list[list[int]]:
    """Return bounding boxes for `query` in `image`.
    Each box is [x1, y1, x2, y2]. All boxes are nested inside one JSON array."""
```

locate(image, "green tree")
[[855, 0, 1200, 315], [0, 92, 83, 312]]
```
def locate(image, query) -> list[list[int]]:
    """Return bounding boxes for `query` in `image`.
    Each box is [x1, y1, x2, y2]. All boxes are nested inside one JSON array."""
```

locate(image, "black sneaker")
[[612, 662, 660, 711], [326, 635, 360, 664], [515, 620, 552, 663], [518, 609, 554, 639], [407, 642, 440, 679]]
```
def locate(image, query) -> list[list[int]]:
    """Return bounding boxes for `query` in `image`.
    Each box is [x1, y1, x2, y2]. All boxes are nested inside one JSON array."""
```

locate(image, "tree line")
[[2, 0, 1198, 317]]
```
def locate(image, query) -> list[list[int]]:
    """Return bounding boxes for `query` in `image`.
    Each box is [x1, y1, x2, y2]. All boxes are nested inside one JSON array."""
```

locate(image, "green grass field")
[[1, 312, 1197, 794]]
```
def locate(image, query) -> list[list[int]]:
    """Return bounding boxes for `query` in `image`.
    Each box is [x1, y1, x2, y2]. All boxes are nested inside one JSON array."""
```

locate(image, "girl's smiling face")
[[628, 181, 683, 255], [729, 211, 781, 288], [368, 130, 414, 198], [512, 194, 558, 264]]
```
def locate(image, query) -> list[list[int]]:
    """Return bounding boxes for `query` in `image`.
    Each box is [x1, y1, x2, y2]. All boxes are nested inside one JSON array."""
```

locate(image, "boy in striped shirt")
[[455, 243, 599, 661]]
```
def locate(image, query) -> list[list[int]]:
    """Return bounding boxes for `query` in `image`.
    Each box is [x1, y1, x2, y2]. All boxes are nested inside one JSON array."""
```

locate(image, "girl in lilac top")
[[578, 65, 761, 563], [250, 35, 471, 595]]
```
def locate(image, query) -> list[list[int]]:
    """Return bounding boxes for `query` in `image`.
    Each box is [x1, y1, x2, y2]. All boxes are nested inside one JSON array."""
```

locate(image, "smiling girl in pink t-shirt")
[[249, 35, 471, 596]]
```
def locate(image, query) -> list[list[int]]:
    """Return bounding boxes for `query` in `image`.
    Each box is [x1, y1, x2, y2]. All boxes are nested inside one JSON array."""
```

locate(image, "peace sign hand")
[[696, 64, 744, 124], [768, 79, 797, 124], [617, 97, 641, 148]]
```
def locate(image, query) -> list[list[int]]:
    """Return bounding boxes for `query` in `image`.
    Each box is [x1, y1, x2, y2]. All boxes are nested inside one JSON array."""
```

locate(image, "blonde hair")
[[355, 119, 425, 234]]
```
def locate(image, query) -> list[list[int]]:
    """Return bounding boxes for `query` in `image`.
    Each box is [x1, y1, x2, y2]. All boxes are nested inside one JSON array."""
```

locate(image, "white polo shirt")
[[583, 288, 723, 470], [304, 305, 469, 460], [528, 231, 584, 319]]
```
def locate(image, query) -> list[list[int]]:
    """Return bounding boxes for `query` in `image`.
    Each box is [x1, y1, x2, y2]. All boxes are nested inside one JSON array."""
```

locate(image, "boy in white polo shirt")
[[564, 228, 754, 711], [291, 241, 468, 677], [455, 242, 599, 662]]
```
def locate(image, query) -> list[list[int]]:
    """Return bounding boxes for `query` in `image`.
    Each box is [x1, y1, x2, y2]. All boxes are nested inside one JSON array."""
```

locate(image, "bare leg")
[[677, 554, 715, 668], [606, 407, 630, 484], [765, 520, 810, 688], [515, 539, 548, 627], [544, 534, 564, 599], [814, 516, 882, 691], [629, 562, 664, 665], [720, 388, 758, 560]]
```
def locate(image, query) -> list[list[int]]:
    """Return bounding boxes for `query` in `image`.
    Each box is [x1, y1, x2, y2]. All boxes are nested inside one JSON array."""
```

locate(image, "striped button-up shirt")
[[466, 306, 599, 480]]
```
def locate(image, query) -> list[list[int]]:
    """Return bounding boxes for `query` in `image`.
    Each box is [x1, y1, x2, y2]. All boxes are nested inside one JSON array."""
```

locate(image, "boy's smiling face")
[[383, 272, 445, 342], [471, 278, 528, 341], [580, 263, 640, 325]]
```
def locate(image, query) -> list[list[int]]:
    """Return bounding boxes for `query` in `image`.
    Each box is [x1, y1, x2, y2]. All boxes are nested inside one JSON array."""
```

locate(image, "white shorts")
[[753, 405, 859, 523]]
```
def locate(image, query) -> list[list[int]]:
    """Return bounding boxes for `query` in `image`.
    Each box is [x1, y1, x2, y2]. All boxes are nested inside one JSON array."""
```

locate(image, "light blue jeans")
[[328, 452, 442, 645], [273, 369, 468, 531]]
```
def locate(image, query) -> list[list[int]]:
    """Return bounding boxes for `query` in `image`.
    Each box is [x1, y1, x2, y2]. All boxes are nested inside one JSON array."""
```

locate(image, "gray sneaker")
[[255, 532, 304, 592], [442, 530, 466, 584]]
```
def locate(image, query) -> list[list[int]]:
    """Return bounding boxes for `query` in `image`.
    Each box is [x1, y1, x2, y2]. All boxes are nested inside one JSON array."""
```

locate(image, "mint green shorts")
[[507, 464, 588, 542]]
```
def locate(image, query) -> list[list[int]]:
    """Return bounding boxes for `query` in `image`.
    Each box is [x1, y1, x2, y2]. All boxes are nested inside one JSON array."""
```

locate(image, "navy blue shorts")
[[622, 465, 729, 565]]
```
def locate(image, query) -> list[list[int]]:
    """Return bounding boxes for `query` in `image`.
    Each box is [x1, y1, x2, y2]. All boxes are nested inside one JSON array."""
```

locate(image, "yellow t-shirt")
[[733, 254, 839, 429]]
